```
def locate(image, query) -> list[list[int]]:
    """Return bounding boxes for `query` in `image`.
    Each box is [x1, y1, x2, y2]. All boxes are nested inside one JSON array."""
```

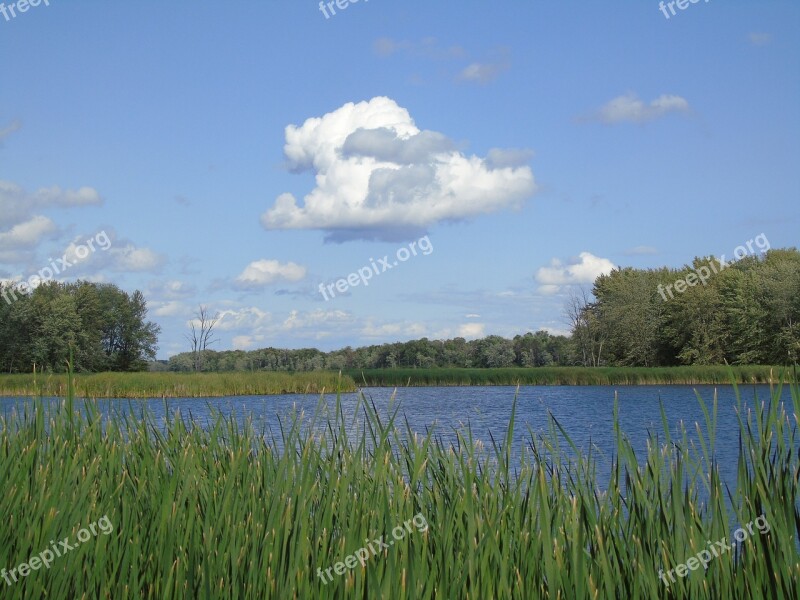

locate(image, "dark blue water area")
[[2, 384, 797, 496], [4, 384, 797, 551]]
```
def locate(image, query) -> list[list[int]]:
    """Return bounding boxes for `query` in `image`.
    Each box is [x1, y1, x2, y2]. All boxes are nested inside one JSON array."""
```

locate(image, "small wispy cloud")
[[624, 245, 658, 256], [584, 93, 690, 124], [458, 49, 511, 85], [0, 119, 21, 141], [486, 148, 535, 168], [748, 32, 772, 46], [459, 62, 504, 84], [373, 37, 465, 59]]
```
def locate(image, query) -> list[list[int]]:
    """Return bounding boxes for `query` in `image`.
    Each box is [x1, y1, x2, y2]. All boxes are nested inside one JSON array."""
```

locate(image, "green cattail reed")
[[0, 366, 796, 598]]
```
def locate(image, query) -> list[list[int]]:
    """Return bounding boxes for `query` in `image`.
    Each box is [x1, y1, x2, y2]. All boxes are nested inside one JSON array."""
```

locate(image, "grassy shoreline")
[[0, 371, 357, 398], [346, 366, 797, 387], [0, 366, 796, 398]]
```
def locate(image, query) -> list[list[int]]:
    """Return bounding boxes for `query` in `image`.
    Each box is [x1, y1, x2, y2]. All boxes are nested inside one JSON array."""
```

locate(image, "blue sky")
[[1, 0, 798, 359]]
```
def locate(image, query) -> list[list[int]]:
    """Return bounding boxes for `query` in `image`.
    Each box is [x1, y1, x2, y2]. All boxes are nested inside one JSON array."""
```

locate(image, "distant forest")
[[159, 331, 572, 372], [162, 247, 799, 372]]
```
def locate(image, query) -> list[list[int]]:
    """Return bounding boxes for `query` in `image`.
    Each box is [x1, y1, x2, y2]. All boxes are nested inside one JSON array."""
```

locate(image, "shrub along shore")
[[0, 370, 797, 598], [347, 365, 797, 387], [0, 366, 796, 398], [0, 371, 357, 398]]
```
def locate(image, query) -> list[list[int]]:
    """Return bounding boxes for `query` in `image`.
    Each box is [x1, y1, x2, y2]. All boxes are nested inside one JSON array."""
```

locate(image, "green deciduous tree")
[[0, 281, 160, 373], [567, 247, 800, 367]]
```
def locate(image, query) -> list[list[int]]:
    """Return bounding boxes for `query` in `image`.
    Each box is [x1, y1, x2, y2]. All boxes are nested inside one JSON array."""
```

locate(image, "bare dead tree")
[[185, 305, 220, 371], [563, 287, 604, 367]]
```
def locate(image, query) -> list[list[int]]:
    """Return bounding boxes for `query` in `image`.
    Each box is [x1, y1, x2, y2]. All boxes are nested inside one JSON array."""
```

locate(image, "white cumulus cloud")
[[261, 97, 536, 242], [106, 245, 164, 272], [216, 307, 272, 332], [234, 259, 307, 289], [232, 335, 266, 350], [51, 232, 165, 276], [535, 252, 616, 294], [360, 320, 428, 339], [34, 185, 103, 207], [151, 301, 188, 318], [458, 322, 486, 338], [148, 279, 196, 300], [0, 215, 57, 249], [0, 179, 103, 230], [282, 309, 352, 331]]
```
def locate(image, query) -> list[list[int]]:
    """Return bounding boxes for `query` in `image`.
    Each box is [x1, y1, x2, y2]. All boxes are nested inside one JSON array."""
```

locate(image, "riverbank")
[[0, 371, 357, 398], [346, 365, 797, 387]]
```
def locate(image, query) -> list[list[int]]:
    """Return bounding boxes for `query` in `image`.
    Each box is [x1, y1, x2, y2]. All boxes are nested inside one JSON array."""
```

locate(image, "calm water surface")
[[3, 384, 796, 489]]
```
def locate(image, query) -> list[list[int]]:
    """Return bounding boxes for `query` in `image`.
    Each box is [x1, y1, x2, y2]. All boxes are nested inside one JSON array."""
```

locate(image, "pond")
[[3, 383, 796, 490]]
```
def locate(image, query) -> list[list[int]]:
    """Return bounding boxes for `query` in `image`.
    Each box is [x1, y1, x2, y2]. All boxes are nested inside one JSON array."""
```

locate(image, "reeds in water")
[[0, 367, 797, 598]]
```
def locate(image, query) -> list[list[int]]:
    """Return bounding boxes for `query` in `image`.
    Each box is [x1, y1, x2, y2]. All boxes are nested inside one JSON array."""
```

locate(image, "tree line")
[[159, 331, 573, 372], [568, 248, 800, 367], [0, 281, 160, 373], [163, 248, 799, 372], [3, 248, 795, 375]]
